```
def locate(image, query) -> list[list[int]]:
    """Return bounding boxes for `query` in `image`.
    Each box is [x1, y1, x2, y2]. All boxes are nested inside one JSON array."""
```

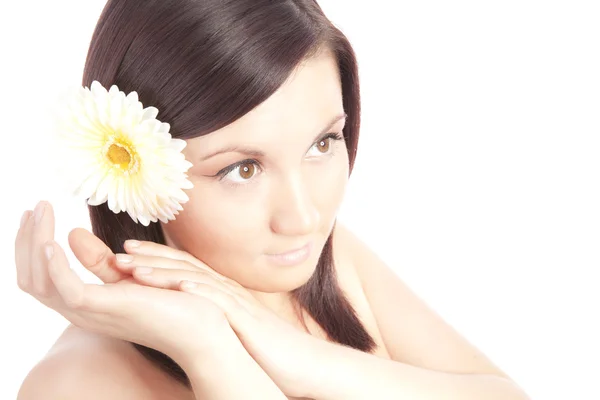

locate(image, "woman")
[[15, 0, 529, 399]]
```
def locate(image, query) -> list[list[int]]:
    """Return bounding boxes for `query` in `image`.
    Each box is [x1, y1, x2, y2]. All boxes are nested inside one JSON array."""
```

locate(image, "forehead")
[[185, 49, 344, 155]]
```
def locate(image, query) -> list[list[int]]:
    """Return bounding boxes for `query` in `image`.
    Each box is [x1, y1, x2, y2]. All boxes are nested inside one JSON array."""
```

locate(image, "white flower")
[[51, 80, 194, 226]]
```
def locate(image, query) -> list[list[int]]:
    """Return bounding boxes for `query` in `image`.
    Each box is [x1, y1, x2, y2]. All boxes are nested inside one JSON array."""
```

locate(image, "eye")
[[307, 133, 343, 157], [217, 160, 261, 183], [315, 138, 330, 153]]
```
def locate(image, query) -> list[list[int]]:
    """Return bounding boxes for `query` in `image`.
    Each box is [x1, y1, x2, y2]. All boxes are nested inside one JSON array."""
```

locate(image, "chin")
[[246, 255, 321, 293]]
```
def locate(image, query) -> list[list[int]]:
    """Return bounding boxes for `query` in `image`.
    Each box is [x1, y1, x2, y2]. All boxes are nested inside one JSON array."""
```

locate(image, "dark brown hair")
[[82, 0, 376, 387]]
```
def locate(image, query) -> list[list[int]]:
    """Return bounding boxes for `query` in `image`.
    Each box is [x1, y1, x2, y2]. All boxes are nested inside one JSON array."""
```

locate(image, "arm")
[[17, 334, 286, 400], [17, 327, 287, 400], [300, 223, 531, 400], [179, 327, 287, 400], [306, 338, 530, 400], [17, 345, 161, 400]]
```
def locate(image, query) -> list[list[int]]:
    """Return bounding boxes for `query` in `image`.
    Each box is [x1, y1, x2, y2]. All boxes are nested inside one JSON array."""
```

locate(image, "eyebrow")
[[199, 112, 348, 162]]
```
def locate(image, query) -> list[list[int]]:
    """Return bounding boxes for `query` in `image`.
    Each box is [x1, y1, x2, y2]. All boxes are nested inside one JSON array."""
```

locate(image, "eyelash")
[[215, 132, 344, 183]]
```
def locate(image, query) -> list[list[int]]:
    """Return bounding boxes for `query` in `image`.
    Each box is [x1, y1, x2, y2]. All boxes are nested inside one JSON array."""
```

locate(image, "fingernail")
[[135, 267, 153, 274], [20, 210, 31, 228], [44, 243, 54, 260], [181, 281, 198, 290], [116, 254, 134, 263], [126, 240, 140, 249], [34, 202, 46, 225]]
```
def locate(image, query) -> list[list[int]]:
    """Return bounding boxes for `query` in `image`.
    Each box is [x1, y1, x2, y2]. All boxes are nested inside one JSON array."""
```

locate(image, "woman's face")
[[160, 50, 349, 295]]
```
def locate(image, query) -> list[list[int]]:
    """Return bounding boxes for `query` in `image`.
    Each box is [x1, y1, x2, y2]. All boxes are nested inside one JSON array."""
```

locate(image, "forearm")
[[179, 328, 287, 400], [306, 340, 530, 400]]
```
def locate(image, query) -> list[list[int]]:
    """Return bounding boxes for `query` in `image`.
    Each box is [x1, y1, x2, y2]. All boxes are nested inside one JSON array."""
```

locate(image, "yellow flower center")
[[107, 143, 131, 167], [103, 137, 139, 174]]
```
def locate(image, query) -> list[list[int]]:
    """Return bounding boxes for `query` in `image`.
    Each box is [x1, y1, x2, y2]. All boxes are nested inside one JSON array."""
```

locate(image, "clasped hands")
[[14, 201, 321, 398]]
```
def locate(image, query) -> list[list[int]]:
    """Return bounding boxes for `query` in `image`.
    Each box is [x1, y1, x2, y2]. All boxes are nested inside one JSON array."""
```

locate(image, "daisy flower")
[[51, 80, 194, 226]]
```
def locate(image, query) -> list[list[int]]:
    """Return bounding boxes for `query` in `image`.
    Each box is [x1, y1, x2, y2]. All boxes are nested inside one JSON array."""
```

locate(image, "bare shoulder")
[[332, 221, 370, 269], [330, 222, 393, 358], [331, 221, 369, 280], [17, 324, 194, 400], [331, 222, 514, 380], [330, 221, 362, 287], [331, 221, 382, 268]]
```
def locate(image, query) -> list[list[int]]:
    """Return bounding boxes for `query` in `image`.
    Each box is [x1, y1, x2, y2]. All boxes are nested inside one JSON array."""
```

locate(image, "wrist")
[[301, 338, 347, 400], [172, 323, 239, 374], [178, 328, 287, 399]]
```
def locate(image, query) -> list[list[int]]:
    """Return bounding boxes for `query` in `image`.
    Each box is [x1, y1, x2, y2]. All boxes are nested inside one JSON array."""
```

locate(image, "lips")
[[268, 242, 310, 256], [265, 241, 312, 266]]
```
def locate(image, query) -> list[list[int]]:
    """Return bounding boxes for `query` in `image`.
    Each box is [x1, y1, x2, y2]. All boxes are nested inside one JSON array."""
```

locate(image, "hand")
[[14, 201, 235, 369], [113, 241, 321, 399]]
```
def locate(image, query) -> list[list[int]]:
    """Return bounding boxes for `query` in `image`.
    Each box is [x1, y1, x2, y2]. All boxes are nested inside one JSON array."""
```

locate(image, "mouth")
[[265, 241, 312, 266]]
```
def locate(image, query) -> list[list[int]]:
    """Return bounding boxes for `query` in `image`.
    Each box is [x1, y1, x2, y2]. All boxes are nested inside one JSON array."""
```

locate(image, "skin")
[[16, 46, 529, 400], [160, 47, 349, 311], [16, 48, 360, 399]]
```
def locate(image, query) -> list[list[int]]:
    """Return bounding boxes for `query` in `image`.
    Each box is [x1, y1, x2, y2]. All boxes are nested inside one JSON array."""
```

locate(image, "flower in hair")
[[51, 80, 194, 226]]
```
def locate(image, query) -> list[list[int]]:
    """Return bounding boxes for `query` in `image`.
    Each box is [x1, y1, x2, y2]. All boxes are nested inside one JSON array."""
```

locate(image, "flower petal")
[[54, 81, 195, 225]]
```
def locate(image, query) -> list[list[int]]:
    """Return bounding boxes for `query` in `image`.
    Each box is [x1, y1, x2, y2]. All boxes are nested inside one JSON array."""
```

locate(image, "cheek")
[[311, 154, 349, 215], [162, 155, 348, 269], [161, 185, 263, 266]]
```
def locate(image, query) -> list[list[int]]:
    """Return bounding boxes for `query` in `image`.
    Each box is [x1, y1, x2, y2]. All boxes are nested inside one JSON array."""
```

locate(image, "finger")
[[132, 267, 232, 293], [68, 227, 128, 283], [46, 239, 123, 313], [122, 241, 243, 288], [30, 201, 56, 297], [124, 239, 211, 271], [114, 253, 225, 281], [45, 240, 146, 333], [45, 239, 88, 310], [15, 210, 34, 291], [132, 266, 253, 306], [180, 282, 252, 329]]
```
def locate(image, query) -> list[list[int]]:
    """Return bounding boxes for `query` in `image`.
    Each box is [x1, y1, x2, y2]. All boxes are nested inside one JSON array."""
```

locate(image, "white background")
[[1, 1, 598, 399]]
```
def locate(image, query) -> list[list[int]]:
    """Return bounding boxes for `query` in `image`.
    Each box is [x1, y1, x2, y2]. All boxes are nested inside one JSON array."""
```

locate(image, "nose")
[[269, 171, 320, 237]]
